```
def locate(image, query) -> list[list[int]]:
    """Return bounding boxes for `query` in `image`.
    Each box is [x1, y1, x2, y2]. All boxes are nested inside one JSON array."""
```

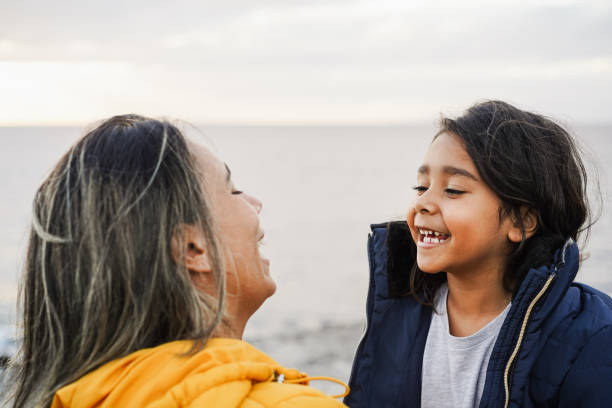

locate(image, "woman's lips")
[[257, 231, 269, 265]]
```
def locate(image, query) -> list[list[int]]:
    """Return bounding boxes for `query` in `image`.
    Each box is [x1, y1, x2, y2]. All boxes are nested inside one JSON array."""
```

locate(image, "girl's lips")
[[417, 228, 450, 248], [417, 238, 449, 249], [417, 227, 450, 237]]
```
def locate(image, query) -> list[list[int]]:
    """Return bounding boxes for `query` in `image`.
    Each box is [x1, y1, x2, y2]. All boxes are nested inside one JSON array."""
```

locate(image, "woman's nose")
[[244, 193, 263, 214]]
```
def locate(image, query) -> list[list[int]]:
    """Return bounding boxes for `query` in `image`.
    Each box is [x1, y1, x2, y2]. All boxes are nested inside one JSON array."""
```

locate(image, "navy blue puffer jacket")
[[345, 222, 612, 408]]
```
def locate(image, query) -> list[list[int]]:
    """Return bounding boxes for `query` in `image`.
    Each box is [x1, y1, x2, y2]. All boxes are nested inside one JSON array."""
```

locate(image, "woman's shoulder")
[[52, 338, 346, 407]]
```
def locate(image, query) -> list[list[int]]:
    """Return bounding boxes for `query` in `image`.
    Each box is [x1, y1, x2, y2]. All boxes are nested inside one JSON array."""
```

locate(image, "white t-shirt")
[[421, 283, 511, 408]]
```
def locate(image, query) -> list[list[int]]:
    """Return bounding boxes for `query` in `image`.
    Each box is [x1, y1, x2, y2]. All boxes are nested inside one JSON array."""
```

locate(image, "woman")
[[6, 115, 346, 407]]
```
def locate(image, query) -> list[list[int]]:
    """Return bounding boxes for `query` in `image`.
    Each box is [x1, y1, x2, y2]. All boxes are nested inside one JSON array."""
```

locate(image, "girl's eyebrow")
[[418, 164, 478, 181]]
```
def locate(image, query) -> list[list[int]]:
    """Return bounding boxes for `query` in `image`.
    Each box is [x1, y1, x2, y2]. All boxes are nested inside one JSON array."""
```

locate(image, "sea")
[[1, 124, 610, 395]]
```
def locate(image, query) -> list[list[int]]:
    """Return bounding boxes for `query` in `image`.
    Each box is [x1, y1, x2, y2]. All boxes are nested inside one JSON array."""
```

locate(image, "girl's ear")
[[508, 207, 538, 243], [171, 224, 212, 274]]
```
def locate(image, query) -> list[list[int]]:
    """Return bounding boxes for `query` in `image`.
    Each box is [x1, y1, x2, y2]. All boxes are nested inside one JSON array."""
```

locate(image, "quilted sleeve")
[[558, 325, 612, 407]]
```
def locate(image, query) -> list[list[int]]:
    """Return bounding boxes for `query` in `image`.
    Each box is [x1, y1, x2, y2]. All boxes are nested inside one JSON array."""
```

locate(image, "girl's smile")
[[416, 228, 451, 248]]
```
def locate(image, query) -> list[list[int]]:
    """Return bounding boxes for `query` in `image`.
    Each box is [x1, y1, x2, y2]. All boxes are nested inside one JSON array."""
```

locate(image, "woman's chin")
[[266, 279, 277, 297], [263, 272, 277, 297], [259, 258, 276, 296]]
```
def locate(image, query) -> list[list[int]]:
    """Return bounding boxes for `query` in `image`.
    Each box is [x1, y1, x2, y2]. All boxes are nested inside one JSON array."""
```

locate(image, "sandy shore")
[[248, 321, 365, 395]]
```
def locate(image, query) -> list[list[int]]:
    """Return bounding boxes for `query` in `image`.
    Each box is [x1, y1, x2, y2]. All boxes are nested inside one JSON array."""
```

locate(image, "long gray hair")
[[6, 115, 225, 407]]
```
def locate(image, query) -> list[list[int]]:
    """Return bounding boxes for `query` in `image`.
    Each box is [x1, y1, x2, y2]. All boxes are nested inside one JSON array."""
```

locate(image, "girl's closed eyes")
[[411, 185, 466, 196], [444, 188, 465, 196]]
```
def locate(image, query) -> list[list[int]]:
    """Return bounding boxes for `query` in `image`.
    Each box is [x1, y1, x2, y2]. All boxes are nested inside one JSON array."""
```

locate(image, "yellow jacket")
[[51, 338, 347, 408]]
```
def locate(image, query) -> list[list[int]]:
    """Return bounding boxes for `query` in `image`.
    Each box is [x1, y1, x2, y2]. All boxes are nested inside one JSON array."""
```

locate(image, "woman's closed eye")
[[231, 190, 243, 195]]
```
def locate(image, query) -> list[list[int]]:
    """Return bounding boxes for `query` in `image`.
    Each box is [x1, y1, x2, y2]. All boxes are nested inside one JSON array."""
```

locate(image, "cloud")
[[1, 0, 611, 64], [0, 0, 611, 124]]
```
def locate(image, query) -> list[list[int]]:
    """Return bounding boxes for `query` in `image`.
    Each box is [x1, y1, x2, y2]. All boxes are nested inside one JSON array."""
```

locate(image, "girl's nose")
[[414, 193, 436, 215], [244, 193, 263, 214]]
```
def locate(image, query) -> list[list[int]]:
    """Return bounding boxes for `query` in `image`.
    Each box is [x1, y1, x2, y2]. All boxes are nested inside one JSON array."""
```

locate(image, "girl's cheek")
[[406, 206, 418, 240], [406, 202, 416, 224]]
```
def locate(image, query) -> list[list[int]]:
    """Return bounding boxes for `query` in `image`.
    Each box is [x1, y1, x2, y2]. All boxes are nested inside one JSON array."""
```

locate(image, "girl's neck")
[[445, 271, 511, 337]]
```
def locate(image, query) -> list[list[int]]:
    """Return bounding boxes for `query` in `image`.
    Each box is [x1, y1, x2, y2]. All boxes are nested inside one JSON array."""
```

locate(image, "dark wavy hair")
[[406, 100, 595, 305]]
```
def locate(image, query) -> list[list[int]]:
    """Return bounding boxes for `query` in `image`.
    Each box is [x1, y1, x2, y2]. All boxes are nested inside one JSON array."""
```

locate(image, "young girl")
[[345, 101, 612, 407]]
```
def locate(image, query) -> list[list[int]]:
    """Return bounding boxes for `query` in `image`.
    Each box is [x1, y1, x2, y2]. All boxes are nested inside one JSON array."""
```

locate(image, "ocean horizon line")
[[2, 121, 612, 129]]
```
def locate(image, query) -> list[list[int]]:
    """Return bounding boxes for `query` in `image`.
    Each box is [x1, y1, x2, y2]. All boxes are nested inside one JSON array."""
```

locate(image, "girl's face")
[[406, 132, 515, 279]]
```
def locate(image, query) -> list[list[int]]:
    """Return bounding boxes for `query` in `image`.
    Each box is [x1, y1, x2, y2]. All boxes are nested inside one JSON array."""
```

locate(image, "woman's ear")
[[508, 207, 538, 243], [171, 224, 212, 274]]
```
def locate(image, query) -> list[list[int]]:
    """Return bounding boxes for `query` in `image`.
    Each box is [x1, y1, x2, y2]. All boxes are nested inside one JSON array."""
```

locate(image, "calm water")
[[1, 124, 611, 384]]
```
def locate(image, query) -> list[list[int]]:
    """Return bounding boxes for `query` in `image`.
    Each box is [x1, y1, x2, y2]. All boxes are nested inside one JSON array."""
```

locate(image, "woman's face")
[[189, 142, 276, 328]]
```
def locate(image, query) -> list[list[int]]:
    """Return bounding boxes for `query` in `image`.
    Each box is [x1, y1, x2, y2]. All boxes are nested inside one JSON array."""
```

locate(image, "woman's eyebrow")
[[417, 164, 477, 181]]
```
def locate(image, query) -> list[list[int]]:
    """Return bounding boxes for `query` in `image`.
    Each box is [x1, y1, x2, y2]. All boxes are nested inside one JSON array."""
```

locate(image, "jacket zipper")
[[503, 273, 556, 408]]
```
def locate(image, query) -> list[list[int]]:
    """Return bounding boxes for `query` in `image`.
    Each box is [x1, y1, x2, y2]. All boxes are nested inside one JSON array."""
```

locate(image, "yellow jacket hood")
[[52, 338, 346, 408]]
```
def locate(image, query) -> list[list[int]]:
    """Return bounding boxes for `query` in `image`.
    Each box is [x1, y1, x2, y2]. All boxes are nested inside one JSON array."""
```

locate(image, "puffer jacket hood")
[[52, 338, 347, 408]]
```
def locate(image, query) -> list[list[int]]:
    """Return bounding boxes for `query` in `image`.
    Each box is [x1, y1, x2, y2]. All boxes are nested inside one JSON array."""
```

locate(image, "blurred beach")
[[1, 124, 611, 394]]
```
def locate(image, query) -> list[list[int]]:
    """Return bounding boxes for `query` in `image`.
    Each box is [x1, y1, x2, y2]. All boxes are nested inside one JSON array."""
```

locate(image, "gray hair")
[[6, 115, 225, 407]]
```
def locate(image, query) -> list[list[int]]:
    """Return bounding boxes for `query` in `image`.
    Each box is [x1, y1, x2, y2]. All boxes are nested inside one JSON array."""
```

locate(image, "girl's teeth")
[[422, 235, 447, 244], [418, 228, 450, 243], [419, 229, 443, 235]]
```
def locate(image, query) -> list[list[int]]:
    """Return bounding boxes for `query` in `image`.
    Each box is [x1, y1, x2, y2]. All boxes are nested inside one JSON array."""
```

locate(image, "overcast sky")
[[1, 0, 611, 125]]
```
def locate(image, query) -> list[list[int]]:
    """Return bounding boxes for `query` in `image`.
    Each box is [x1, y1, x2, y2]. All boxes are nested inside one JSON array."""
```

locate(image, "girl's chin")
[[421, 270, 443, 275], [416, 263, 443, 275]]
